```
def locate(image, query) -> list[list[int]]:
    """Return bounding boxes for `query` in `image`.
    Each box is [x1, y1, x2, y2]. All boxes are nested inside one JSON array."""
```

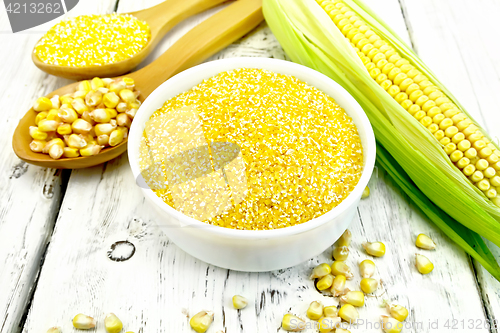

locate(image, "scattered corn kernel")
[[359, 259, 375, 278], [46, 327, 62, 333], [340, 291, 365, 307], [360, 278, 378, 294], [306, 301, 323, 320], [338, 304, 359, 323], [323, 305, 338, 318], [381, 315, 403, 333], [386, 303, 409, 322], [336, 230, 352, 247], [318, 316, 341, 333], [333, 246, 349, 261], [232, 295, 248, 309], [104, 313, 123, 333], [73, 314, 96, 330], [189, 311, 214, 333], [281, 314, 305, 331], [331, 261, 353, 279], [317, 274, 334, 290], [415, 233, 436, 250], [415, 254, 434, 274], [362, 186, 370, 198], [34, 14, 150, 67], [362, 241, 386, 257], [311, 263, 332, 279], [331, 274, 346, 297]]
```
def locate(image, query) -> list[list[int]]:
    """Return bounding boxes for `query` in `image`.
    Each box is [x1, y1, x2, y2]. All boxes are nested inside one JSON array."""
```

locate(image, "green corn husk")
[[263, 0, 500, 277], [377, 144, 500, 280]]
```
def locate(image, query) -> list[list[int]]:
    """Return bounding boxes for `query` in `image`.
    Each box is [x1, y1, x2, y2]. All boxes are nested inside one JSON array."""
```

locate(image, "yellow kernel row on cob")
[[316, 0, 500, 207], [30, 77, 140, 159]]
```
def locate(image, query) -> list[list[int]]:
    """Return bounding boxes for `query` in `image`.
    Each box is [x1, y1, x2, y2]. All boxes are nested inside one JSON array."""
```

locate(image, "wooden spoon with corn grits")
[[32, 0, 228, 80], [13, 0, 263, 169]]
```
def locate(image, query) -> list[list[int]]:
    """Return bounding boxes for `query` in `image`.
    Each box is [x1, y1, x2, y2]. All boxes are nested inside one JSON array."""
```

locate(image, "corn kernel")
[[33, 97, 52, 111], [362, 186, 370, 198], [117, 113, 132, 128], [340, 291, 364, 307], [381, 316, 403, 333], [331, 274, 346, 297], [336, 229, 352, 247], [360, 278, 378, 294], [306, 301, 323, 320], [30, 140, 46, 153], [415, 254, 434, 274], [63, 147, 80, 158], [46, 327, 62, 333], [386, 304, 409, 322], [317, 274, 334, 290], [29, 126, 48, 140], [57, 123, 72, 135], [318, 316, 341, 333], [338, 304, 358, 323], [331, 261, 353, 279], [72, 119, 92, 134], [73, 314, 96, 330], [323, 305, 338, 318], [362, 241, 385, 257], [190, 311, 214, 333], [232, 295, 248, 309], [281, 314, 305, 331], [415, 233, 436, 250], [359, 259, 375, 278], [333, 246, 349, 261], [104, 313, 123, 333], [80, 143, 103, 157]]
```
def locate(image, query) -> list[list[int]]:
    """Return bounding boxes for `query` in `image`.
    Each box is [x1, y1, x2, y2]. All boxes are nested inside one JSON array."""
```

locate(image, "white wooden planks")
[[0, 1, 119, 333], [16, 1, 500, 333]]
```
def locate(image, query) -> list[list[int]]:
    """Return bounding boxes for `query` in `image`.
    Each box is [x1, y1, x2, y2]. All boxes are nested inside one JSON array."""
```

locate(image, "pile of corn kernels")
[[34, 14, 150, 67], [30, 77, 140, 159], [140, 68, 363, 230]]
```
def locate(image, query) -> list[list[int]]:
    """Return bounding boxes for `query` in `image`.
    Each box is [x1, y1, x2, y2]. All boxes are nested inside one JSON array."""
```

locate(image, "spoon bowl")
[[14, 0, 264, 169], [32, 0, 228, 80]]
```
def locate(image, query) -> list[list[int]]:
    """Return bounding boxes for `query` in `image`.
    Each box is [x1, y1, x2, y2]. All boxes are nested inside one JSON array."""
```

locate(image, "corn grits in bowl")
[[128, 58, 375, 271]]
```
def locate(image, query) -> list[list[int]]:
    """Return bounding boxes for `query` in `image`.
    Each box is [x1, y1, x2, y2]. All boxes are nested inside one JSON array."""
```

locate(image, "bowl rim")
[[128, 57, 376, 239]]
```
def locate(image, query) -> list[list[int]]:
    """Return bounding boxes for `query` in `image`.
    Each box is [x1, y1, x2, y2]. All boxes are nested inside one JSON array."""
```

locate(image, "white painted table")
[[1, 0, 500, 332]]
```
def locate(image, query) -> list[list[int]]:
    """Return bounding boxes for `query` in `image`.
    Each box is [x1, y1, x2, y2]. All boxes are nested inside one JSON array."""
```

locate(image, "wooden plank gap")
[[397, 0, 417, 52]]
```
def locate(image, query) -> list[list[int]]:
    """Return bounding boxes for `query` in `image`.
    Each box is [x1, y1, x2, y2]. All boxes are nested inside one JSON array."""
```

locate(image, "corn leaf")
[[377, 143, 500, 281], [262, 0, 500, 251]]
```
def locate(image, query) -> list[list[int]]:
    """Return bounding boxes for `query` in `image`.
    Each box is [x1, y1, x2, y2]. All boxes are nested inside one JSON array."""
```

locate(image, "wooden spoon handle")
[[131, 0, 263, 98], [130, 0, 228, 37]]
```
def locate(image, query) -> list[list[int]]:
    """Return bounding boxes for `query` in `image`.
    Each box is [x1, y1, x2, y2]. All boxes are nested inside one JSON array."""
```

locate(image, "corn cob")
[[316, 0, 500, 207], [263, 0, 500, 280]]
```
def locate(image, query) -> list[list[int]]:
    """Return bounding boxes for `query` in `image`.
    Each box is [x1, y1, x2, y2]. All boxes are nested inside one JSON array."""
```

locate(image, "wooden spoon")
[[14, 0, 263, 169], [32, 0, 229, 80]]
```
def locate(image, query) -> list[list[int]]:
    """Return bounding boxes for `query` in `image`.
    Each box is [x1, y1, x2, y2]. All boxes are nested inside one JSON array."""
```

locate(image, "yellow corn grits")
[[34, 13, 150, 67], [141, 68, 363, 230]]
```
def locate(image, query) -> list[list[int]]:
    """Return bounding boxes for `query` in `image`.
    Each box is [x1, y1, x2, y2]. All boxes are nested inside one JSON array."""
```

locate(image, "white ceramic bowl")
[[128, 58, 376, 272]]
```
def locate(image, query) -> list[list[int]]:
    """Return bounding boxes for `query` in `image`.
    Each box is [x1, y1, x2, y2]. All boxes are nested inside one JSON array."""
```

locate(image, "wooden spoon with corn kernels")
[[13, 0, 263, 169], [32, 0, 229, 80]]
